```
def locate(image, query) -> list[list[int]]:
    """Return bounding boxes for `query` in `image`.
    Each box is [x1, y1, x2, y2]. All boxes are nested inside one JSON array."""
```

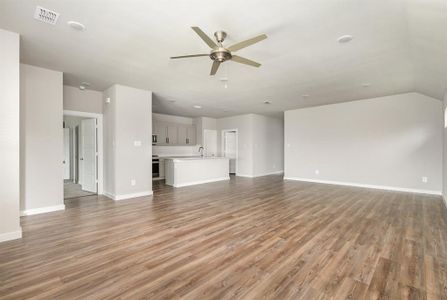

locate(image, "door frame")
[[63, 110, 104, 195], [221, 129, 238, 175]]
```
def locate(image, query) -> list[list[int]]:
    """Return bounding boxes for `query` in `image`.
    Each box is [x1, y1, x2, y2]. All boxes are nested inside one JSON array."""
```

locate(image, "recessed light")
[[362, 83, 371, 87], [79, 85, 86, 90], [67, 21, 86, 31], [337, 35, 353, 44], [301, 94, 310, 98], [193, 105, 202, 109], [263, 100, 271, 104]]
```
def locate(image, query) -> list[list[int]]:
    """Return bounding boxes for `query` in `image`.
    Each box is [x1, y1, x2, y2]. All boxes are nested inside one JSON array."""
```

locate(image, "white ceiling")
[[1, 0, 446, 118]]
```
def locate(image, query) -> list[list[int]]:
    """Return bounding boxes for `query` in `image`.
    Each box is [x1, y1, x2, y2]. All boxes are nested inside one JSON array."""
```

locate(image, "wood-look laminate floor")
[[1, 175, 447, 299]]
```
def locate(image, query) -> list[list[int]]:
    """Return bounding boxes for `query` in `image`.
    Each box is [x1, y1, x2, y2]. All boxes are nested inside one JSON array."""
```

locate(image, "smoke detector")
[[79, 82, 90, 90], [34, 6, 59, 25], [67, 21, 86, 31]]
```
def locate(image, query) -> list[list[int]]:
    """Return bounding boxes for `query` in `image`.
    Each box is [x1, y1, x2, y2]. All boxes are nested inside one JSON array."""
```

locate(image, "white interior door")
[[80, 118, 97, 193], [203, 129, 217, 156], [63, 128, 70, 180], [224, 131, 237, 174]]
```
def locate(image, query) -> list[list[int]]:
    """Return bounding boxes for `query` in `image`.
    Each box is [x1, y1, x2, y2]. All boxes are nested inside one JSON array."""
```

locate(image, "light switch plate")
[[134, 140, 142, 147]]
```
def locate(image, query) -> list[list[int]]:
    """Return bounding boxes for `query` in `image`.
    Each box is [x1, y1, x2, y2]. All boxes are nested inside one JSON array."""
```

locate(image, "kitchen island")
[[164, 157, 230, 187]]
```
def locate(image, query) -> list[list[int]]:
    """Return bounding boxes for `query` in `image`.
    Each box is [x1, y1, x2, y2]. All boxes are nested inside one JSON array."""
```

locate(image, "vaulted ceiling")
[[1, 0, 446, 117]]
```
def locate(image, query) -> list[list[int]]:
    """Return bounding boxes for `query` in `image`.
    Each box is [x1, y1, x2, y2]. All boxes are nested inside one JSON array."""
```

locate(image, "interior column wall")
[[103, 84, 152, 200], [0, 29, 21, 241], [443, 92, 447, 204], [20, 64, 64, 214]]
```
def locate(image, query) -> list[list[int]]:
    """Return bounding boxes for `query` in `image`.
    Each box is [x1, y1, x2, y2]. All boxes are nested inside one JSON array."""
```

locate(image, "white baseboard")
[[20, 204, 66, 216], [173, 177, 230, 188], [0, 229, 22, 243], [103, 191, 115, 199], [104, 191, 153, 201], [237, 170, 284, 178], [284, 177, 442, 196]]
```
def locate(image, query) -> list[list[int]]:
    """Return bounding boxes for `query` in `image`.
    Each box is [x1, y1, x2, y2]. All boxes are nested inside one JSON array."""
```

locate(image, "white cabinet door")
[[63, 128, 70, 180], [80, 119, 97, 193], [166, 124, 178, 145], [154, 121, 167, 145], [186, 125, 196, 145], [177, 125, 187, 145]]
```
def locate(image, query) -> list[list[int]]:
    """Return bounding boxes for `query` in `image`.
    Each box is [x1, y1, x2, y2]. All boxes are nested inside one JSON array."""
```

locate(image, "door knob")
[[80, 158, 84, 161]]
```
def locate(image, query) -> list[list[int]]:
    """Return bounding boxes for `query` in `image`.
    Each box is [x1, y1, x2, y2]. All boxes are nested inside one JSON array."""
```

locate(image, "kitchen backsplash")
[[153, 145, 202, 157]]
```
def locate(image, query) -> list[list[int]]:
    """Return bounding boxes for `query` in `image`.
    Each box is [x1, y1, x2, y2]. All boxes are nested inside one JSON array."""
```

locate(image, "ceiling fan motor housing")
[[210, 48, 232, 62], [214, 31, 227, 43]]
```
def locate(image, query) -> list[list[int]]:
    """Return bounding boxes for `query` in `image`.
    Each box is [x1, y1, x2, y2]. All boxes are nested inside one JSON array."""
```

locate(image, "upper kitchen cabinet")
[[186, 125, 196, 145], [166, 124, 178, 145], [153, 120, 196, 146], [178, 125, 196, 145], [153, 120, 167, 145]]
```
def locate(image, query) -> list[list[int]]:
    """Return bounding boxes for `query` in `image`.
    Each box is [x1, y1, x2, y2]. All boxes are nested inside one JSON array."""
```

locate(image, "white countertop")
[[164, 156, 229, 162], [157, 155, 201, 159]]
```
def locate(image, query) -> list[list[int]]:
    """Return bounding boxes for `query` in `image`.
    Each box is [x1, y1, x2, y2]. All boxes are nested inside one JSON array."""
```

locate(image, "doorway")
[[222, 129, 238, 175], [63, 110, 103, 199]]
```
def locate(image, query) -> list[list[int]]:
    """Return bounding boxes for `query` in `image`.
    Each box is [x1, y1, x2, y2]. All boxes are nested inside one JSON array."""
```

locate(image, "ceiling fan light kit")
[[171, 27, 267, 76]]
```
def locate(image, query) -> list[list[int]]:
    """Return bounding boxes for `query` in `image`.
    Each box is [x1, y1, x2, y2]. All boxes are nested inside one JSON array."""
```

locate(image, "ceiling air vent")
[[34, 6, 59, 25]]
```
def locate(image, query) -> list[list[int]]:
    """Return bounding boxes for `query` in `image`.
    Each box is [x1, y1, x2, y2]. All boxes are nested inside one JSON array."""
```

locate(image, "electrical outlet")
[[134, 140, 142, 147], [131, 179, 136, 186], [315, 169, 320, 175], [422, 177, 428, 183]]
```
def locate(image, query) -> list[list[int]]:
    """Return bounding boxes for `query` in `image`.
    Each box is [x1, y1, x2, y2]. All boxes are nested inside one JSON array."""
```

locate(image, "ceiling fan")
[[170, 27, 267, 75]]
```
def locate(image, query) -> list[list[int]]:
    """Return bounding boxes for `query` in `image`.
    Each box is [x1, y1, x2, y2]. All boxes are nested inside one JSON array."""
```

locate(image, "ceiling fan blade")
[[231, 55, 261, 67], [228, 34, 267, 52], [191, 27, 218, 49], [170, 54, 209, 59], [210, 61, 221, 75]]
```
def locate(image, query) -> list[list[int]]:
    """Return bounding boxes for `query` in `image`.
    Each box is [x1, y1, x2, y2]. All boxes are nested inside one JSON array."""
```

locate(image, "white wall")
[[285, 92, 442, 194], [153, 146, 200, 157], [216, 114, 284, 177], [103, 86, 116, 196], [443, 92, 447, 202], [63, 85, 103, 113], [217, 114, 254, 176], [20, 64, 64, 213], [153, 113, 193, 124], [0, 29, 21, 241], [252, 114, 284, 176], [195, 116, 217, 146], [103, 84, 152, 200]]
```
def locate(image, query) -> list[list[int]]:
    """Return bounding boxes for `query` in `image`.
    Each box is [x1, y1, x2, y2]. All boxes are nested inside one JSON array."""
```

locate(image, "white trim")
[[103, 191, 115, 200], [173, 177, 230, 187], [20, 204, 65, 216], [104, 191, 153, 201], [0, 229, 22, 243], [63, 110, 104, 195], [237, 170, 284, 178], [284, 177, 442, 195]]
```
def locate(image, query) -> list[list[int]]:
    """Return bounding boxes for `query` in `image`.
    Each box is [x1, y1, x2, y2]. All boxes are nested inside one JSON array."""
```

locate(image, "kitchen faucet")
[[198, 146, 204, 157]]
